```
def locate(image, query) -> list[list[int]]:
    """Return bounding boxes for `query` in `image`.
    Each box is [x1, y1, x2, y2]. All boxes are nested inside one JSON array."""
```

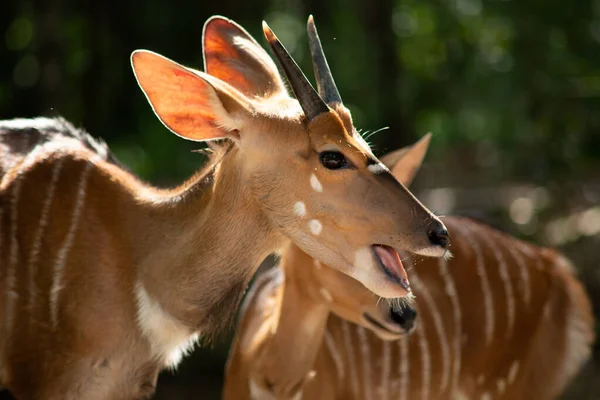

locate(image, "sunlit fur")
[[225, 217, 594, 400], [0, 15, 449, 399], [223, 139, 595, 400]]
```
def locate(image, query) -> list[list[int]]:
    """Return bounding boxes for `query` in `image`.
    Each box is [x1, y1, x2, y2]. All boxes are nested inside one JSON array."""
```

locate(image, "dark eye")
[[319, 151, 348, 170]]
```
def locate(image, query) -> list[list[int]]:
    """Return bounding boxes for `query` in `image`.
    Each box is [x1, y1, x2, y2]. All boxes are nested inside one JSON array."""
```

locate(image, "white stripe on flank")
[[476, 226, 515, 338], [27, 159, 64, 322], [50, 158, 96, 328], [399, 334, 409, 400], [380, 340, 391, 400], [454, 223, 494, 346], [341, 320, 360, 398], [505, 244, 531, 306], [5, 179, 23, 337], [416, 316, 431, 400], [507, 360, 520, 384], [324, 330, 345, 382], [413, 271, 450, 395], [357, 325, 373, 400], [439, 257, 462, 393]]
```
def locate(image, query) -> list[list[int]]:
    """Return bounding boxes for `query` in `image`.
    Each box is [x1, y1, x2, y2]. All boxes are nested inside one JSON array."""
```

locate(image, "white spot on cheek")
[[308, 219, 322, 235], [314, 260, 322, 269], [294, 201, 306, 217], [310, 174, 323, 192], [367, 163, 388, 175]]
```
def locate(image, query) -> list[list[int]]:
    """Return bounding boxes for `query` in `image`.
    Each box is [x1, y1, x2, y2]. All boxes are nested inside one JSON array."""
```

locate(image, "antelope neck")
[[129, 147, 285, 332]]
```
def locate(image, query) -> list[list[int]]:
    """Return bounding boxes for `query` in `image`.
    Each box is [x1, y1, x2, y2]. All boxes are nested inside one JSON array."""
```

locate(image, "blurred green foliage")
[[2, 0, 599, 186]]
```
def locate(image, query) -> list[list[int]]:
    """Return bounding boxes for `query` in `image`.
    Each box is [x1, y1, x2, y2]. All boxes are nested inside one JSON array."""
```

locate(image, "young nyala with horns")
[[0, 15, 449, 400]]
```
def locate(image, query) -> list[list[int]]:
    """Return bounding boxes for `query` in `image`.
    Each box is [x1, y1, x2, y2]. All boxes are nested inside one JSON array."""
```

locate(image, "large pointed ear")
[[379, 133, 432, 186], [131, 50, 251, 142], [202, 16, 288, 99]]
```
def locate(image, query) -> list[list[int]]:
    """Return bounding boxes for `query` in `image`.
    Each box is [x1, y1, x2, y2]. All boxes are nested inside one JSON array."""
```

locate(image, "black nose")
[[389, 305, 417, 332], [428, 224, 450, 249]]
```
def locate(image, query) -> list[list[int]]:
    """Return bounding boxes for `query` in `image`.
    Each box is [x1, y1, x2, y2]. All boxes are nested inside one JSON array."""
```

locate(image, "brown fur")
[[222, 132, 594, 400], [224, 217, 595, 400], [0, 16, 448, 400]]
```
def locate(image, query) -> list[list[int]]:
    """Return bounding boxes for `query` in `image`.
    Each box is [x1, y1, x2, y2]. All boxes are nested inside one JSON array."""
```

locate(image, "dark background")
[[1, 0, 599, 398]]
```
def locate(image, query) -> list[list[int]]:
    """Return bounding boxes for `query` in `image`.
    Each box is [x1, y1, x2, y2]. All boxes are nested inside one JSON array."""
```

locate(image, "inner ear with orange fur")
[[131, 50, 252, 142]]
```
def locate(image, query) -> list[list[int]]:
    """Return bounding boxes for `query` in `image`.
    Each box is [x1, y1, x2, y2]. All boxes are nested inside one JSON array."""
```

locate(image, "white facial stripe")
[[367, 163, 388, 175], [308, 219, 322, 235], [310, 174, 323, 193], [294, 201, 306, 217]]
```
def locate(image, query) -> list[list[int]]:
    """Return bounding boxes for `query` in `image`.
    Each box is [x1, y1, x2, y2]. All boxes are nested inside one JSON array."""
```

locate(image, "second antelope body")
[[224, 137, 594, 400]]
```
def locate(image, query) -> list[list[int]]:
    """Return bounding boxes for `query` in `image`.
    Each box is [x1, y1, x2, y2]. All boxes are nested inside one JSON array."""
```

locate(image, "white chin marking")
[[310, 173, 323, 192], [367, 163, 388, 175], [294, 201, 306, 217], [308, 219, 322, 235]]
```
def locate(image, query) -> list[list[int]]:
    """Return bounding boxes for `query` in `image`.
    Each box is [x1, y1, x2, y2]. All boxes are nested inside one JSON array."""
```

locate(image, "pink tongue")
[[373, 245, 409, 289]]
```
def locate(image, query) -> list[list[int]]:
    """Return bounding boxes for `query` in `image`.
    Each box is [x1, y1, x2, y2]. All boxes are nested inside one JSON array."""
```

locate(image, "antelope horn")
[[262, 21, 329, 120], [307, 15, 342, 106]]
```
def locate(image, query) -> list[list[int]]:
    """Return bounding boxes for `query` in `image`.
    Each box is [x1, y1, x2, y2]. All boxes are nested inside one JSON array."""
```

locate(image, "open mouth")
[[363, 312, 403, 335], [372, 245, 410, 291]]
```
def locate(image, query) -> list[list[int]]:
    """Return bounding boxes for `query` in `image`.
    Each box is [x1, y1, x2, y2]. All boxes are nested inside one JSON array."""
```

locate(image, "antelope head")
[[131, 16, 448, 298], [284, 134, 431, 341]]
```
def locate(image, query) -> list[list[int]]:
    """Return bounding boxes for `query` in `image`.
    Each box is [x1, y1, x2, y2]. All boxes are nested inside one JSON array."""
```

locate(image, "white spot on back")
[[135, 282, 198, 368], [308, 219, 322, 235], [314, 260, 322, 269], [310, 173, 323, 192], [294, 201, 307, 217], [480, 392, 492, 400]]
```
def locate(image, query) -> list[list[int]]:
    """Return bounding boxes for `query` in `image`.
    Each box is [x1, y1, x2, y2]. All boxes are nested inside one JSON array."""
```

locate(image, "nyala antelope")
[[0, 16, 449, 400], [223, 133, 594, 400]]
